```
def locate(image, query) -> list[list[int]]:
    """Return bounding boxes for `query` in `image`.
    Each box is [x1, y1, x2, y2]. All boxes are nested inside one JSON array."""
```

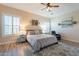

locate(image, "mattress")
[[27, 34, 57, 52]]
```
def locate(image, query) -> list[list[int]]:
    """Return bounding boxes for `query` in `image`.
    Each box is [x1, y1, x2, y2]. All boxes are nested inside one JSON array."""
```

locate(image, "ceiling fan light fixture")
[[41, 3, 59, 15], [46, 7, 53, 12]]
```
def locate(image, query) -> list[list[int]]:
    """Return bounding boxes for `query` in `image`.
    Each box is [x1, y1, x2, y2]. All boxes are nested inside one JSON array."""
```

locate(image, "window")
[[3, 15, 20, 35]]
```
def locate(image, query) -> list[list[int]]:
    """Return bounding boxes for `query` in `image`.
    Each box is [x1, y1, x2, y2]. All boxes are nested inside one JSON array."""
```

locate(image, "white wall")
[[0, 4, 49, 45], [51, 10, 79, 43]]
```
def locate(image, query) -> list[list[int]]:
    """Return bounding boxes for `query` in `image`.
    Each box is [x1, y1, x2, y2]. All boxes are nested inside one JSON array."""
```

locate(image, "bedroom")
[[0, 3, 79, 56]]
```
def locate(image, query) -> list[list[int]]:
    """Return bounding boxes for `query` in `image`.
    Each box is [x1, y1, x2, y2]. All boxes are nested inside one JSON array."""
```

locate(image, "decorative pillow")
[[34, 31, 39, 35], [39, 30, 42, 34], [27, 30, 42, 35], [27, 31, 35, 35]]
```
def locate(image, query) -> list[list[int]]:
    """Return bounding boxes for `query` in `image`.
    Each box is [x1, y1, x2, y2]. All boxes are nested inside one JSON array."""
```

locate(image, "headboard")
[[26, 29, 42, 35]]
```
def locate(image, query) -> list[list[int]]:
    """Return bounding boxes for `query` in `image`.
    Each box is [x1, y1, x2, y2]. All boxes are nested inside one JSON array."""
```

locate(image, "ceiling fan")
[[41, 3, 59, 12]]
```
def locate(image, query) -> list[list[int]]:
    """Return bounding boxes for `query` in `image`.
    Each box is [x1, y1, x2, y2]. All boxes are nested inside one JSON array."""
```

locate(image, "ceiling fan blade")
[[41, 3, 47, 6], [51, 5, 59, 7], [41, 3, 46, 5], [54, 5, 59, 7]]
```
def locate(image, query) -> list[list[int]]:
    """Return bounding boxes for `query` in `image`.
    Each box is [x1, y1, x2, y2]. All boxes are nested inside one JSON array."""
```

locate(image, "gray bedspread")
[[27, 34, 57, 52]]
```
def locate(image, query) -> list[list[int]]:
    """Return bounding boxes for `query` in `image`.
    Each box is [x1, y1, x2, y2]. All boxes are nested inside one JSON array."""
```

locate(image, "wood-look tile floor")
[[0, 42, 33, 56], [0, 41, 79, 56]]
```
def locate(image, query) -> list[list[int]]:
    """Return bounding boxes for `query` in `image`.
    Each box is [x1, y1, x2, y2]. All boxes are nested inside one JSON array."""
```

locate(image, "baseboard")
[[62, 39, 79, 48]]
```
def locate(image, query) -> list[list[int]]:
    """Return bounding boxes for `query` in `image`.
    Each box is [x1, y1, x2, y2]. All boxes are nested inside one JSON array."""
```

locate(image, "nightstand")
[[17, 35, 27, 43], [55, 34, 61, 40]]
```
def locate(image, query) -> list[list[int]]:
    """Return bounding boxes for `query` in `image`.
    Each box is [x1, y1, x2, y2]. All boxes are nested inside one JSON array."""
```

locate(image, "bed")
[[27, 34, 58, 52]]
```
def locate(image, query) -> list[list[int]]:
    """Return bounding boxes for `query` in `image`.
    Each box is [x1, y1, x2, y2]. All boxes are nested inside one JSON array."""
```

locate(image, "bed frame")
[[26, 30, 58, 53]]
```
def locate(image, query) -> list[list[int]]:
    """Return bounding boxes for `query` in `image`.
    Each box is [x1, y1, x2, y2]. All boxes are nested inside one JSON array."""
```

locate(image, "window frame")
[[2, 14, 20, 36]]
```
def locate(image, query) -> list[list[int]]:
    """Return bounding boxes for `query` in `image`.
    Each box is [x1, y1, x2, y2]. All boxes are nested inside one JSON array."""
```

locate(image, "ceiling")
[[1, 3, 79, 18]]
